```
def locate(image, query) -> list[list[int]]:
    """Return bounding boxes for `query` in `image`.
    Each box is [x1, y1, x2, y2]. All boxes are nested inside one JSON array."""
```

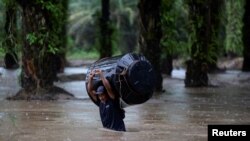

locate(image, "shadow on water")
[[0, 67, 250, 141]]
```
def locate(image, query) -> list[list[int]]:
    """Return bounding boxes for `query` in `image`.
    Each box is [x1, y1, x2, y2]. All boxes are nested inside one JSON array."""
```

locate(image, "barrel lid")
[[127, 60, 155, 95]]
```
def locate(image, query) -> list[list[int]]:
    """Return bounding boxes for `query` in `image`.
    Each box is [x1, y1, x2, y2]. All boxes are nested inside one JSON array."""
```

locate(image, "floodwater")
[[0, 67, 250, 141]]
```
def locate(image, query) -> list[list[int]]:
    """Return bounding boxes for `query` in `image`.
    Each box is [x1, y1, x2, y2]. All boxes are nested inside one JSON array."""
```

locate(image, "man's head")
[[96, 85, 108, 103]]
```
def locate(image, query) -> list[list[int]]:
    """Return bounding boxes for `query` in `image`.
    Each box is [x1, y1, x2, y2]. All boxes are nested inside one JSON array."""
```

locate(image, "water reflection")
[[63, 67, 87, 75], [0, 68, 20, 100], [55, 81, 87, 99], [0, 100, 101, 140]]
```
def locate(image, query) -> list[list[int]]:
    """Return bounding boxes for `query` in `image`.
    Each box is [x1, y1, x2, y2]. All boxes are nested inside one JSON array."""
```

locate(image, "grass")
[[0, 50, 99, 63], [66, 48, 122, 60], [0, 48, 122, 62], [66, 49, 99, 60]]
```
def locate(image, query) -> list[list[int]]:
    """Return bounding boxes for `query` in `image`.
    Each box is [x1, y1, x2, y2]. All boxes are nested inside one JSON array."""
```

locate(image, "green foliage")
[[26, 33, 38, 45], [161, 0, 189, 57], [110, 23, 121, 55], [0, 4, 4, 54], [0, 48, 4, 57], [24, 1, 67, 56], [186, 0, 220, 64], [1, 35, 19, 53], [0, 0, 21, 55], [26, 31, 59, 54], [191, 42, 218, 64], [224, 0, 244, 55], [0, 0, 64, 59], [2, 0, 16, 6], [67, 48, 99, 60], [69, 0, 100, 14], [67, 0, 138, 55], [67, 0, 101, 51], [0, 0, 246, 63], [48, 44, 59, 54]]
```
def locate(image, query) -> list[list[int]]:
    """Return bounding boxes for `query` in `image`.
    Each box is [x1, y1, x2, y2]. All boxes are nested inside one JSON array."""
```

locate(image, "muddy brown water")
[[0, 67, 250, 141]]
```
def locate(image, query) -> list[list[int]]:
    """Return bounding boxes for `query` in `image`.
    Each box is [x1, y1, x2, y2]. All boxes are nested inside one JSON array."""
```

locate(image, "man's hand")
[[94, 69, 101, 73], [89, 70, 95, 79], [94, 69, 104, 78]]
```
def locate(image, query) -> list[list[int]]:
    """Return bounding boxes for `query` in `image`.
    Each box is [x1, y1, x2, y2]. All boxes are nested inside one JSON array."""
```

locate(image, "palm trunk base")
[[185, 60, 209, 87]]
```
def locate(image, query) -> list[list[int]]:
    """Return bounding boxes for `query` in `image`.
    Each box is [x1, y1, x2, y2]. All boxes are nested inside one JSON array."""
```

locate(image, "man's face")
[[98, 93, 108, 103]]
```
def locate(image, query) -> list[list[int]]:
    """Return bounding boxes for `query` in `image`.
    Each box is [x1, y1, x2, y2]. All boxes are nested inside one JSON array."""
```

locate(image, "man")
[[87, 69, 126, 131]]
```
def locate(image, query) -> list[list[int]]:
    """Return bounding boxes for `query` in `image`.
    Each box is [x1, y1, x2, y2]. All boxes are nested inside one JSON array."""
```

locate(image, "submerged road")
[[0, 67, 250, 141]]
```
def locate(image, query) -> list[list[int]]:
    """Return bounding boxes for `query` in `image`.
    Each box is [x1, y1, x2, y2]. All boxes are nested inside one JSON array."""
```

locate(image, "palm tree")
[[9, 0, 72, 100], [99, 0, 112, 58], [138, 0, 163, 92], [242, 0, 250, 71], [185, 0, 211, 87]]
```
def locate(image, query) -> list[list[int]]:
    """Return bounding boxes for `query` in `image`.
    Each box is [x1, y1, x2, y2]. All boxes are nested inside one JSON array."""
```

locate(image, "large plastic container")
[[85, 53, 155, 107]]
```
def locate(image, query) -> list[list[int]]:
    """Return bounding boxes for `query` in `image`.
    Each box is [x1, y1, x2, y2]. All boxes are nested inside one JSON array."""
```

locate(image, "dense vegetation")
[[0, 0, 249, 99], [0, 0, 245, 59]]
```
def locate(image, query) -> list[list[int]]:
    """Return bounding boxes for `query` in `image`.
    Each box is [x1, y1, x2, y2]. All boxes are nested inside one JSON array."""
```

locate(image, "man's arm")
[[87, 70, 98, 102], [95, 69, 115, 100]]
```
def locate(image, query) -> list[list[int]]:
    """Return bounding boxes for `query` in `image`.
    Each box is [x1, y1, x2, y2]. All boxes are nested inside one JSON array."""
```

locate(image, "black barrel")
[[85, 53, 155, 107]]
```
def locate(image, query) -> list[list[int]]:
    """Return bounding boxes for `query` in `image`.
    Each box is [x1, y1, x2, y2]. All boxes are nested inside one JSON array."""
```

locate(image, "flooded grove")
[[0, 67, 250, 141]]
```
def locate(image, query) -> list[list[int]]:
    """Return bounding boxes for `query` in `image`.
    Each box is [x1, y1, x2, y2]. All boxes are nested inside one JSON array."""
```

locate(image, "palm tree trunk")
[[138, 0, 163, 92], [19, 3, 56, 91], [4, 1, 19, 69], [99, 0, 112, 58], [242, 0, 250, 71], [10, 1, 73, 100], [208, 0, 224, 73], [185, 0, 210, 87]]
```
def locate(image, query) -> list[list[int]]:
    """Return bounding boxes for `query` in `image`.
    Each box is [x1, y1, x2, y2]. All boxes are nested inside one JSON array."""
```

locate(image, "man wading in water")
[[87, 69, 126, 131]]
